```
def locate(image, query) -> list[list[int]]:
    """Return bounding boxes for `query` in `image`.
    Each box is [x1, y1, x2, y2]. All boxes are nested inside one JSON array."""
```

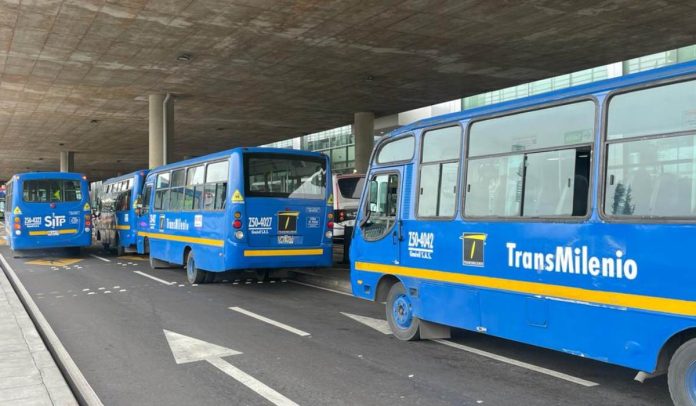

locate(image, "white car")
[[332, 173, 365, 241]]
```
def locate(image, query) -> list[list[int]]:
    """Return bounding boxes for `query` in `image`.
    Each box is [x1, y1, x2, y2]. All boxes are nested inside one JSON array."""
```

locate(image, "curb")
[[0, 254, 103, 406], [291, 269, 352, 294]]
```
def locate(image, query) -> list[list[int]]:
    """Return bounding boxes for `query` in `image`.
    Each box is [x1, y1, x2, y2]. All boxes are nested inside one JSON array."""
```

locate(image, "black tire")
[[186, 252, 207, 284], [149, 254, 169, 269], [668, 338, 696, 406], [204, 271, 216, 284], [385, 282, 420, 341], [143, 238, 150, 255]]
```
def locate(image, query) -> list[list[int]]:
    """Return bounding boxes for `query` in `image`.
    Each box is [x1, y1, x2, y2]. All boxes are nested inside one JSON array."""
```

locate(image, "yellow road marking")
[[119, 255, 147, 261], [26, 258, 82, 266], [355, 261, 696, 317]]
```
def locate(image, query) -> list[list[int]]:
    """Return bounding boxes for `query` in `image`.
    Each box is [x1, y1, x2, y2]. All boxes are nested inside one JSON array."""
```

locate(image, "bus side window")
[[362, 173, 399, 240]]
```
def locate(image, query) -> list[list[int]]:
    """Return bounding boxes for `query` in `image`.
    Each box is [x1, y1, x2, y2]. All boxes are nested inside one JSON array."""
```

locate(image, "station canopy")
[[1, 0, 696, 179]]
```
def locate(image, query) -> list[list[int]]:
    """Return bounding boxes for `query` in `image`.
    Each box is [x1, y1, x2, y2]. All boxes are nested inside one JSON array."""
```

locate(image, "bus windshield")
[[23, 179, 83, 203], [245, 154, 326, 199]]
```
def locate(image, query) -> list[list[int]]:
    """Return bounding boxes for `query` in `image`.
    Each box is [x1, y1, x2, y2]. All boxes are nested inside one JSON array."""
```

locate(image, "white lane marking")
[[90, 254, 110, 262], [98, 287, 104, 290], [342, 311, 598, 387], [229, 307, 310, 337], [133, 271, 175, 286], [341, 312, 392, 334], [208, 358, 300, 406], [289, 280, 352, 297], [82, 288, 90, 292], [104, 291, 111, 294], [119, 289, 127, 292], [163, 330, 299, 406], [87, 292, 96, 295], [434, 339, 599, 387]]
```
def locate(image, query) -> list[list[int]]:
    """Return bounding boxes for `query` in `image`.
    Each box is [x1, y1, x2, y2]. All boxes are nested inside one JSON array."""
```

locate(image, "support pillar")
[[149, 94, 164, 169], [353, 112, 374, 174], [59, 151, 74, 172]]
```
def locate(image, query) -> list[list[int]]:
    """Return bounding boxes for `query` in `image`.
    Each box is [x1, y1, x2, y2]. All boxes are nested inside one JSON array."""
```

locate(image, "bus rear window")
[[23, 180, 82, 203], [337, 177, 365, 199], [245, 154, 326, 199]]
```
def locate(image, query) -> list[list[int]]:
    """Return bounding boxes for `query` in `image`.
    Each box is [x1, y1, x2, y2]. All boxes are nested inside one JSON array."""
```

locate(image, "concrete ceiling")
[[1, 0, 696, 180]]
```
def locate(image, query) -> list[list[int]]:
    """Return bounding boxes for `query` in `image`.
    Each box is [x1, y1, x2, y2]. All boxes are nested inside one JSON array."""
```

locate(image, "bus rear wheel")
[[669, 338, 696, 406], [385, 282, 420, 341], [186, 252, 207, 284]]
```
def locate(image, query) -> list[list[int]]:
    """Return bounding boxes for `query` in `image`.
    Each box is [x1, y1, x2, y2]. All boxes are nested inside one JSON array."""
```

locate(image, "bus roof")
[[10, 172, 87, 181], [102, 170, 148, 185], [392, 59, 696, 137], [147, 147, 328, 175]]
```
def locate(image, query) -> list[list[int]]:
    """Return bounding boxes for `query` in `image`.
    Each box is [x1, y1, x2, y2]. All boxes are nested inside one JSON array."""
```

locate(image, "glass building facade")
[[266, 44, 696, 174]]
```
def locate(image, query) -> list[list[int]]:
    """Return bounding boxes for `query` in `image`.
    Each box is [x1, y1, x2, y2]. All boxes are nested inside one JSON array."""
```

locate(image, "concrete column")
[[353, 112, 374, 174], [163, 93, 174, 164], [59, 151, 74, 172], [149, 94, 164, 169]]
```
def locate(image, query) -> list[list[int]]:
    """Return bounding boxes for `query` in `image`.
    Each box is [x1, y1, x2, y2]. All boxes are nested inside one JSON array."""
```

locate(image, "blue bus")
[[350, 61, 696, 404], [140, 147, 333, 284], [94, 170, 148, 255], [0, 185, 5, 220], [3, 172, 92, 253]]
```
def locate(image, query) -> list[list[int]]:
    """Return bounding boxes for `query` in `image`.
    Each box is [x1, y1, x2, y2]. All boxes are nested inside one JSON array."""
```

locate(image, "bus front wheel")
[[669, 338, 696, 406], [186, 252, 207, 284], [385, 282, 420, 341]]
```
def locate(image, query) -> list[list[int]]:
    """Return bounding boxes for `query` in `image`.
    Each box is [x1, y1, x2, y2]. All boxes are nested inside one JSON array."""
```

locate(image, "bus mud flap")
[[420, 319, 451, 340]]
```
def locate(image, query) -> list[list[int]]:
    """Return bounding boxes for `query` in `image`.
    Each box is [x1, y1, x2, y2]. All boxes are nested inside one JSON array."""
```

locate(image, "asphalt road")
[[0, 246, 673, 406]]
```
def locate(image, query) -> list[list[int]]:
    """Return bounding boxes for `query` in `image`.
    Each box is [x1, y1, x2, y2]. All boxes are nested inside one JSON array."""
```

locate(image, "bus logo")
[[461, 233, 487, 267], [278, 211, 299, 233], [44, 214, 67, 229]]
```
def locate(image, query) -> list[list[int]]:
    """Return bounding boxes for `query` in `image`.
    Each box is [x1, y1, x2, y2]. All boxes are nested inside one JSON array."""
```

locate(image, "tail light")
[[233, 219, 242, 229], [327, 221, 334, 229]]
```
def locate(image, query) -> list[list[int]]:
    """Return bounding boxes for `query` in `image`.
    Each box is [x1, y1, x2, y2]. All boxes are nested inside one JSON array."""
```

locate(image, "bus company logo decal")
[[408, 232, 434, 259], [149, 214, 157, 229], [505, 243, 638, 280], [166, 218, 189, 231], [461, 233, 487, 267], [44, 214, 66, 229], [194, 215, 203, 228], [24, 217, 41, 228]]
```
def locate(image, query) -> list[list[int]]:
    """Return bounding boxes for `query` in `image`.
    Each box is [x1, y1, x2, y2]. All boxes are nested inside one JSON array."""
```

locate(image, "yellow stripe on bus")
[[115, 225, 130, 230], [244, 248, 324, 257], [354, 261, 696, 317], [138, 231, 224, 248], [28, 229, 78, 236]]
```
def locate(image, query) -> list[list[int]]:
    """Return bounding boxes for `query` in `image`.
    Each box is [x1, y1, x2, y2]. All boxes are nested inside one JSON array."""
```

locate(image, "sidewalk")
[[0, 265, 76, 405]]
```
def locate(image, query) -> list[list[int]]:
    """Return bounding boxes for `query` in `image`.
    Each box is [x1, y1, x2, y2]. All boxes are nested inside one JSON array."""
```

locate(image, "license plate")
[[47, 230, 59, 236], [278, 211, 299, 233]]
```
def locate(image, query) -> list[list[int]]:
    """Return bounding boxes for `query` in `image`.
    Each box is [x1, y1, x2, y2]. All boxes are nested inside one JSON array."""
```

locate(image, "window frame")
[[374, 134, 416, 165], [204, 159, 229, 212], [600, 74, 696, 223], [360, 170, 401, 242], [462, 96, 598, 222], [415, 124, 463, 220]]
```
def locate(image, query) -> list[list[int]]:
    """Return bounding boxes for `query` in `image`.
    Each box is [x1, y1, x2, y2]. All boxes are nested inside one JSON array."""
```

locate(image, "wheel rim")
[[392, 293, 413, 330], [187, 257, 195, 280], [686, 361, 696, 403]]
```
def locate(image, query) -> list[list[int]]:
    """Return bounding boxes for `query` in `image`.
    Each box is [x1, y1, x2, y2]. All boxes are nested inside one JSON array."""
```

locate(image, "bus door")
[[135, 182, 153, 254], [354, 169, 403, 266]]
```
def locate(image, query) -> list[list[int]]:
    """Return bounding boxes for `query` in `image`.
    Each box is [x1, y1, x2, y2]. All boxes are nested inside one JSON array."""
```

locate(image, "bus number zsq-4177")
[[138, 147, 334, 285], [93, 170, 148, 256], [350, 60, 696, 405], [3, 172, 92, 254]]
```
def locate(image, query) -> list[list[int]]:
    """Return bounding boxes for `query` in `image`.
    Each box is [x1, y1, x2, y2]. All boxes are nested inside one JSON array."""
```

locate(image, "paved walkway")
[[0, 261, 76, 405]]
